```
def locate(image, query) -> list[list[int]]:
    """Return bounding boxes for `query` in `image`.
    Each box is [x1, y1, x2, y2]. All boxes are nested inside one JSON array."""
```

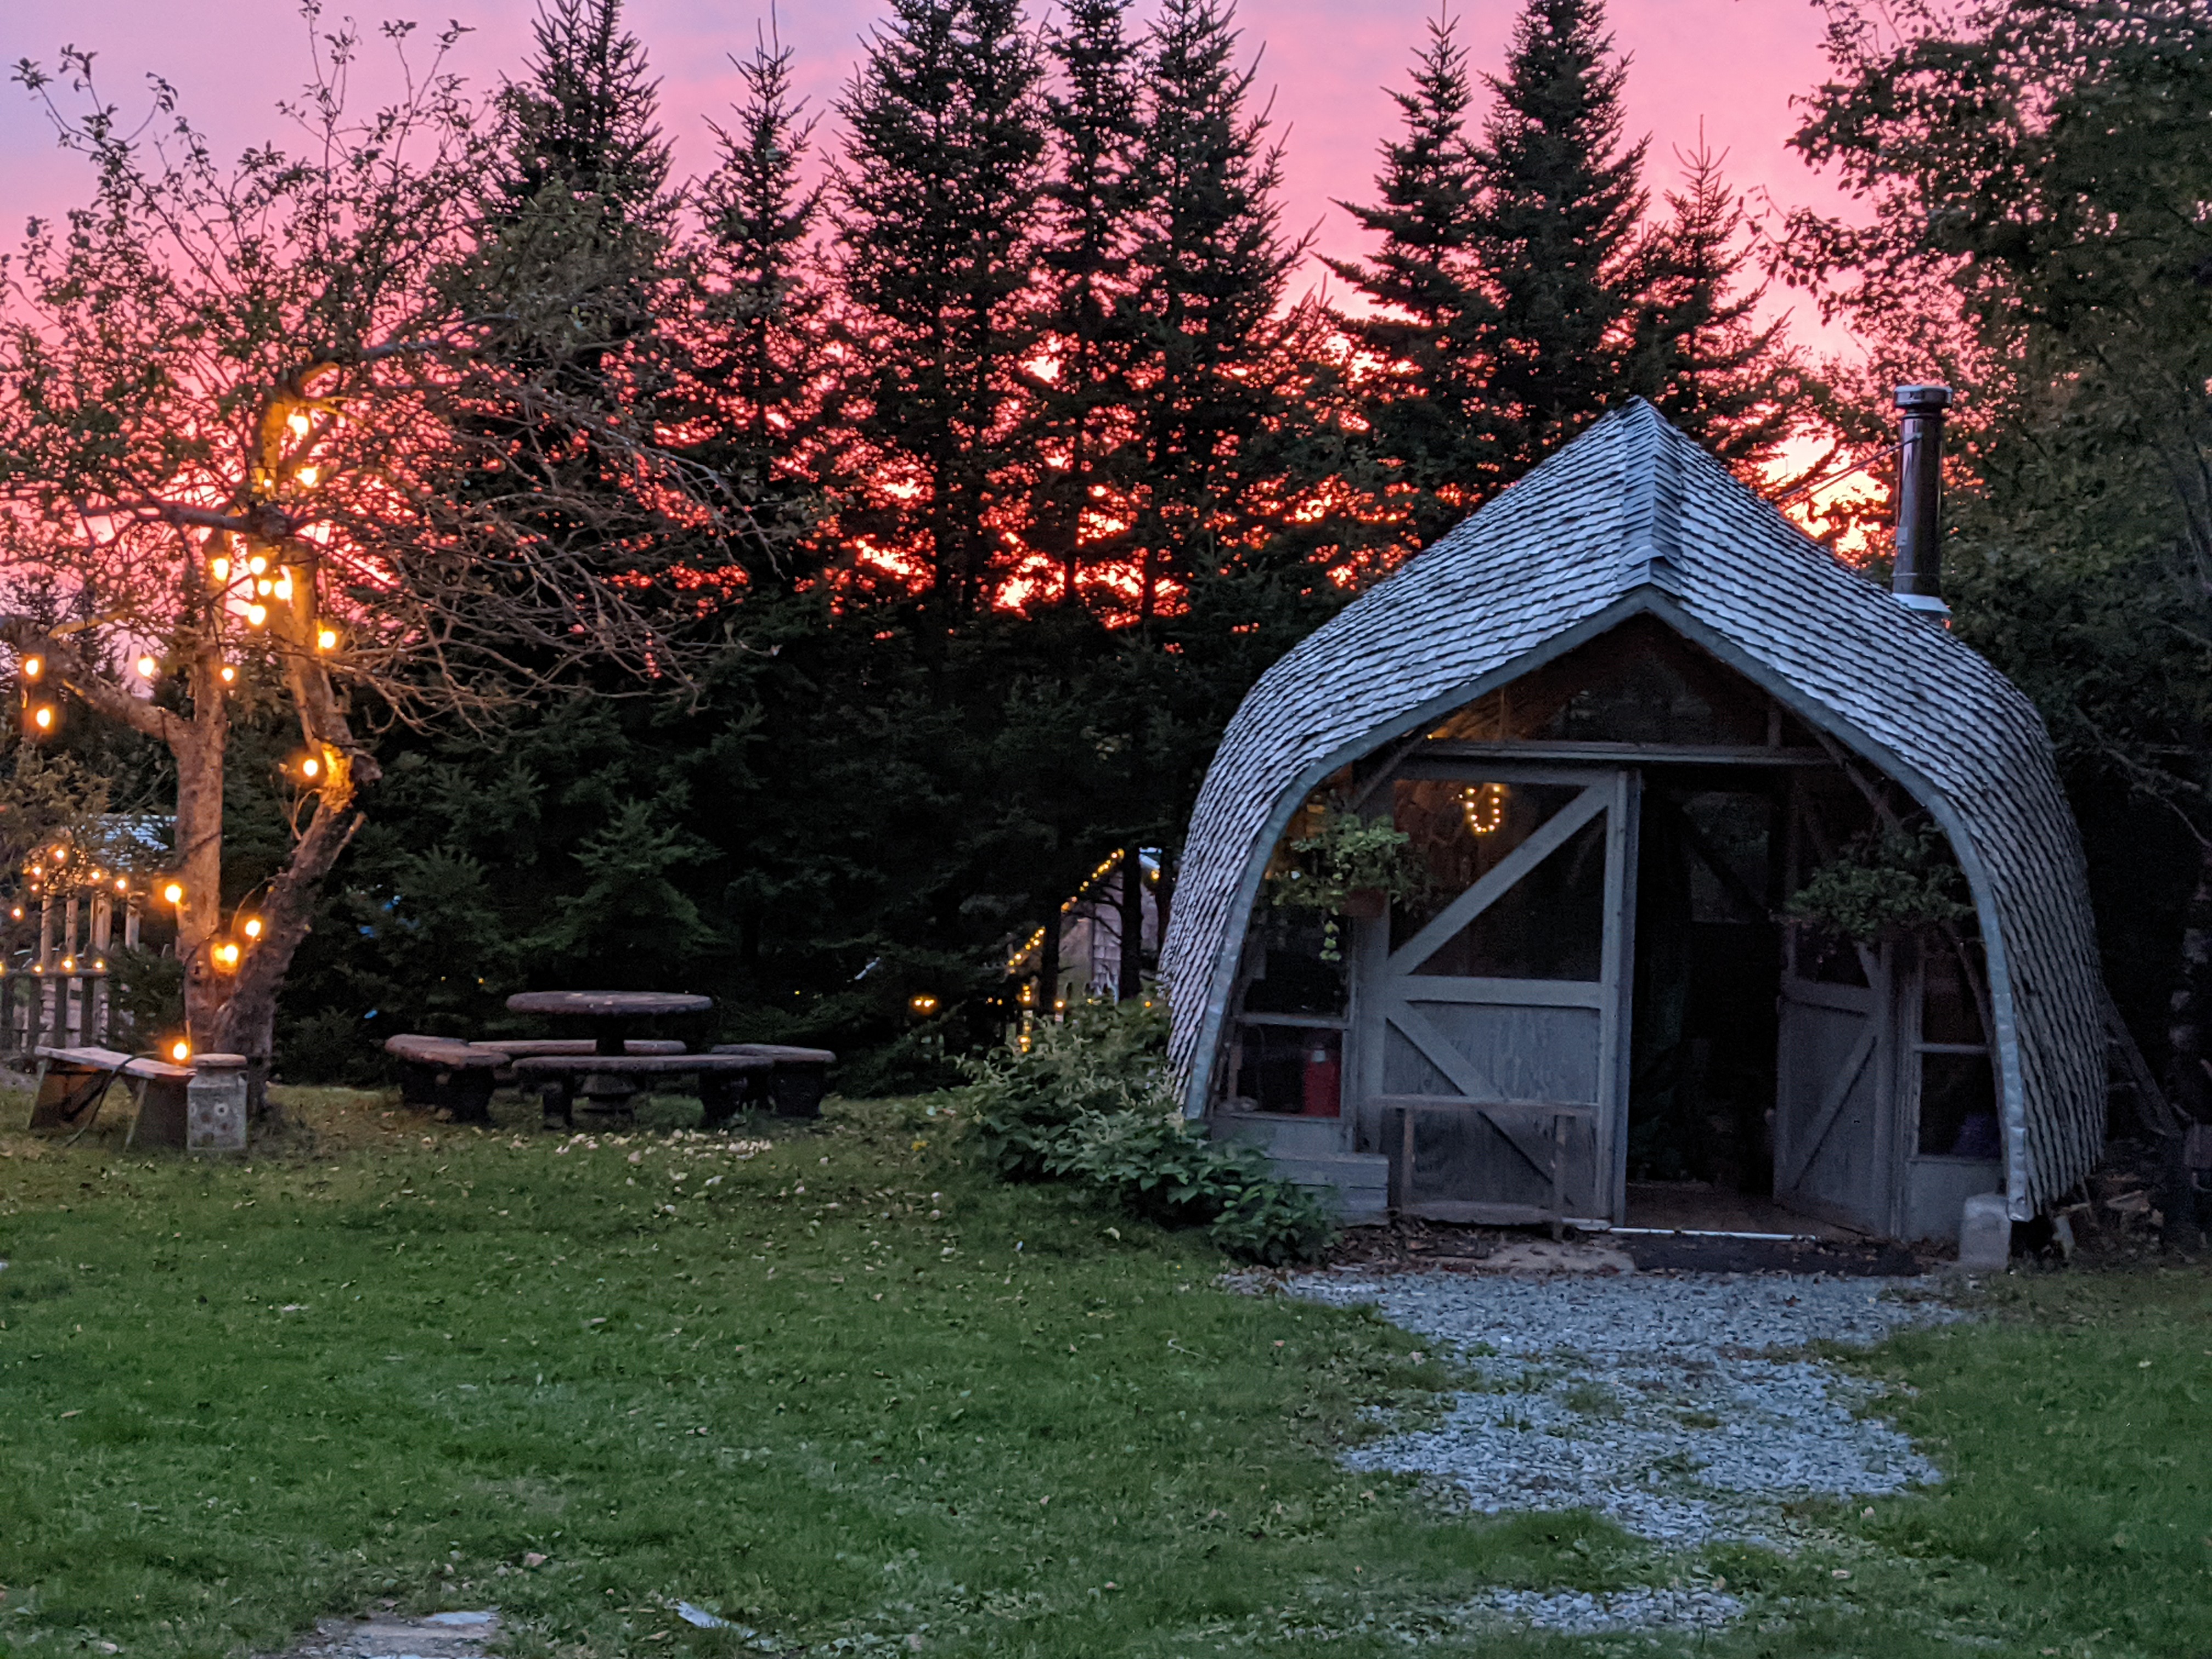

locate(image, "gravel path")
[[1288, 1268, 1957, 1634]]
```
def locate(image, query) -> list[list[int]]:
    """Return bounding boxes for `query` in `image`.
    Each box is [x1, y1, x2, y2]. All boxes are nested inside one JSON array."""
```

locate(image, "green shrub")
[[1784, 823, 1972, 943], [961, 1000, 1171, 1182], [958, 1002, 1337, 1263]]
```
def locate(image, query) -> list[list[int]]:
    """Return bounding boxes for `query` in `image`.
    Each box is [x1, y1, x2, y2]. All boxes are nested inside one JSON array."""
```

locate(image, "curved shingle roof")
[[1161, 399, 2103, 1215]]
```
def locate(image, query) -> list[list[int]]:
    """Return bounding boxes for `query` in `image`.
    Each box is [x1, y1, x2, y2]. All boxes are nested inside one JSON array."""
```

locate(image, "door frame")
[[1348, 761, 1641, 1222]]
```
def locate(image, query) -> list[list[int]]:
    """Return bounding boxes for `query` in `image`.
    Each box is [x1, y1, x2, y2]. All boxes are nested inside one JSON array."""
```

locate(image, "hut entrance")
[[1623, 779, 1791, 1229]]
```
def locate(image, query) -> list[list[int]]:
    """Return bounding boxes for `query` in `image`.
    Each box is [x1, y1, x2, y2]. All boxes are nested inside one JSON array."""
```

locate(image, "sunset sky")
[[0, 0, 1862, 357]]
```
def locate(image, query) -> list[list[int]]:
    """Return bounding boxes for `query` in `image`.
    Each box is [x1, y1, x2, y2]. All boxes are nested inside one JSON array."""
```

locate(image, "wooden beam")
[[1419, 740, 1831, 767]]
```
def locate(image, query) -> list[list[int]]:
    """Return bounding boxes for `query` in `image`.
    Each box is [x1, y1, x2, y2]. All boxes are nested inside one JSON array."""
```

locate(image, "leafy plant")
[[1267, 808, 1430, 961], [957, 1001, 1337, 1263], [1783, 825, 1971, 944]]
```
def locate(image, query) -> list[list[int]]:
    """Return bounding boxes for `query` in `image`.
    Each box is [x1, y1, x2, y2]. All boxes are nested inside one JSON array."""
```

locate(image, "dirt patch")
[[272, 1607, 499, 1659]]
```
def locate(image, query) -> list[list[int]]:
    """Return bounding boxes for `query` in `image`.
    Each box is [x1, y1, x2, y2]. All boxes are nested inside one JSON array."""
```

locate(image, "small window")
[[1233, 1025, 1341, 1117], [1917, 1052, 1999, 1157]]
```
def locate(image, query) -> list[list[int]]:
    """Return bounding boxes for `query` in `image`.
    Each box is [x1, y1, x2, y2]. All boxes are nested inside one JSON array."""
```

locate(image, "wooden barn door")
[[1355, 764, 1639, 1225], [1773, 780, 1897, 1235]]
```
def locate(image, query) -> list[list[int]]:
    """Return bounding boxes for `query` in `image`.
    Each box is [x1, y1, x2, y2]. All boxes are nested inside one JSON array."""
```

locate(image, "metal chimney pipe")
[[1892, 383, 1953, 617]]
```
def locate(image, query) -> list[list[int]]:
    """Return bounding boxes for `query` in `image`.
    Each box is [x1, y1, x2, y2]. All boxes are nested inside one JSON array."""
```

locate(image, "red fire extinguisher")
[[1301, 1039, 1341, 1117]]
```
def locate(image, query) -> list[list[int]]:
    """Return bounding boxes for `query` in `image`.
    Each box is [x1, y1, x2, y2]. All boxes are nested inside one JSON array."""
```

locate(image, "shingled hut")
[[1160, 397, 2103, 1242]]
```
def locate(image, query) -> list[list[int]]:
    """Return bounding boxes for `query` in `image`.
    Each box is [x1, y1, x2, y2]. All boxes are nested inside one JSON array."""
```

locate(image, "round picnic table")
[[505, 991, 714, 1056]]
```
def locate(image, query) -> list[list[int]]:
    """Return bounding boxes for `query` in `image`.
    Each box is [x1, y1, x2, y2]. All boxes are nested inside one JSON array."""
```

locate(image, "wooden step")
[[1265, 1151, 1391, 1226], [1212, 1110, 1348, 1160]]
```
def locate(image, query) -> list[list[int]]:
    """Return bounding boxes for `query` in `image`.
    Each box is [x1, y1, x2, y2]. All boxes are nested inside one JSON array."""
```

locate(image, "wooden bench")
[[384, 1034, 506, 1123], [708, 1044, 837, 1121], [20, 1045, 195, 1147], [511, 1052, 772, 1126], [465, 1039, 684, 1088]]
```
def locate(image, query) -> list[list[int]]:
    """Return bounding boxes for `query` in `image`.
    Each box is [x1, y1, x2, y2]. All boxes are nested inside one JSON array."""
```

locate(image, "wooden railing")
[[1, 889, 144, 1058]]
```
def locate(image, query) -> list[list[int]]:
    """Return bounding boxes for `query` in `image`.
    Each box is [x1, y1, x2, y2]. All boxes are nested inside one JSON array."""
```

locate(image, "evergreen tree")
[[692, 26, 837, 582], [833, 0, 1051, 620], [1122, 0, 1308, 624], [1467, 0, 1648, 477], [1325, 9, 1496, 540], [475, 0, 678, 365], [1623, 134, 1810, 473], [1034, 0, 1146, 607]]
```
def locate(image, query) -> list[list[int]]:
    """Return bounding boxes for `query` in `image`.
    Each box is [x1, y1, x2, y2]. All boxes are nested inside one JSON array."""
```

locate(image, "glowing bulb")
[[296, 466, 320, 489], [9, 907, 21, 920], [213, 941, 240, 970], [52, 848, 65, 863], [115, 878, 127, 893], [316, 628, 338, 651], [32, 706, 53, 731], [137, 654, 158, 678], [219, 665, 237, 685], [161, 881, 184, 905], [909, 993, 940, 1016], [170, 1039, 190, 1063], [60, 956, 74, 972], [256, 578, 274, 597], [242, 917, 263, 940], [21, 655, 41, 678], [287, 413, 311, 436], [246, 603, 268, 627], [248, 554, 268, 575], [211, 556, 230, 583], [300, 755, 321, 780], [273, 575, 293, 601]]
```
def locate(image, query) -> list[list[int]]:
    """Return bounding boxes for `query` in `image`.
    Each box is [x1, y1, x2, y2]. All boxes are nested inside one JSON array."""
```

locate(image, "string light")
[[219, 665, 237, 685], [169, 1039, 190, 1063], [137, 654, 159, 678], [211, 556, 230, 583], [242, 917, 263, 940], [245, 603, 269, 627], [21, 655, 41, 678], [273, 575, 293, 601], [296, 466, 320, 489], [287, 413, 311, 437], [31, 706, 54, 732], [316, 628, 338, 651], [300, 754, 322, 780], [247, 554, 268, 576], [909, 993, 940, 1016], [1460, 781, 1508, 836], [213, 941, 240, 970], [256, 578, 274, 597], [161, 881, 184, 906]]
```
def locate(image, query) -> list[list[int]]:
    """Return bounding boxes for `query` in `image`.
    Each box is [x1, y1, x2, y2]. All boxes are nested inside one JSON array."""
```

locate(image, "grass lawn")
[[0, 1088, 2206, 1659]]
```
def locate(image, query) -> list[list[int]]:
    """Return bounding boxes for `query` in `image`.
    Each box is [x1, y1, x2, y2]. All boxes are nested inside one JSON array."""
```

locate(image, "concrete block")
[[1957, 1191, 2010, 1271], [186, 1054, 249, 1153]]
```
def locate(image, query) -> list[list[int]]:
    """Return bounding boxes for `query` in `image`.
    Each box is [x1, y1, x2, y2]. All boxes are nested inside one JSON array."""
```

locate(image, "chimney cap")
[[1895, 383, 1954, 413]]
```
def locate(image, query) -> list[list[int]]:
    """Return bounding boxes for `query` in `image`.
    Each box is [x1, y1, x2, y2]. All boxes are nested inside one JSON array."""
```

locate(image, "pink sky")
[[0, 0, 1860, 357]]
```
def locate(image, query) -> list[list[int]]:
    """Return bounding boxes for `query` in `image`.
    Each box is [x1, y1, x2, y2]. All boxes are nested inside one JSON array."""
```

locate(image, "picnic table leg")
[[540, 1077, 574, 1130]]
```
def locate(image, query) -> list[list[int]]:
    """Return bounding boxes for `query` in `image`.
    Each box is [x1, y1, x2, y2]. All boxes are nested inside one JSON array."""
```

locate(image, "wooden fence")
[[1, 889, 143, 1058]]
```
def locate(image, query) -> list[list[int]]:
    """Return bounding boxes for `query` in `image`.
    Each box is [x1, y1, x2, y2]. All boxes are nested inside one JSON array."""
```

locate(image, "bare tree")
[[0, 14, 747, 1093]]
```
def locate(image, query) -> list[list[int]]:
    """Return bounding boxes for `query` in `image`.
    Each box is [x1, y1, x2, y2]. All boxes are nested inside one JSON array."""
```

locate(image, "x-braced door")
[[1352, 764, 1639, 1224], [1774, 777, 1895, 1235]]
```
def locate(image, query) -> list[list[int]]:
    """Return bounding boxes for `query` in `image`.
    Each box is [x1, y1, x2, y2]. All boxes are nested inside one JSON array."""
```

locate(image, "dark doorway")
[[1627, 777, 1783, 1194]]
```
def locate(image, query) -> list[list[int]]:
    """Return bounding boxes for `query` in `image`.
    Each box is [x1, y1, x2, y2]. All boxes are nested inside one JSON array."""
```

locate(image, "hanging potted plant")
[[1267, 808, 1429, 959], [1782, 824, 1972, 943]]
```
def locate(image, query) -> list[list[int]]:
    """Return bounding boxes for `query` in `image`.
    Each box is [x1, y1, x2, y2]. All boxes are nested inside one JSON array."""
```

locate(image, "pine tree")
[[692, 26, 836, 581], [834, 0, 1050, 620], [1325, 9, 1496, 538], [476, 0, 678, 364], [1122, 0, 1307, 624], [1624, 134, 1809, 472], [1468, 0, 1648, 477], [1034, 0, 1146, 607]]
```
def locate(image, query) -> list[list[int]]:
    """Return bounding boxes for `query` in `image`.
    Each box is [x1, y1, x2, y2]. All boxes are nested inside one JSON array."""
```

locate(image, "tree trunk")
[[2160, 839, 2212, 1249], [174, 653, 229, 1050], [1037, 902, 1061, 1024], [1116, 845, 1144, 1002], [211, 791, 363, 1119]]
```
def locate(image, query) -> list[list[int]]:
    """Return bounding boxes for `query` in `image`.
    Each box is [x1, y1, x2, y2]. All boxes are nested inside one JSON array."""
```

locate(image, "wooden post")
[[1116, 848, 1144, 1002]]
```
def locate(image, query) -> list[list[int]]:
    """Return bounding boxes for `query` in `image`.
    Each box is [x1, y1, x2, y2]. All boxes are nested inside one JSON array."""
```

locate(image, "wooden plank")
[[1387, 785, 1607, 973], [1391, 975, 1604, 1008], [1405, 1201, 1560, 1227], [1382, 1002, 1502, 1101], [1779, 1019, 1878, 1192], [1417, 740, 1830, 768], [1782, 980, 1876, 1015]]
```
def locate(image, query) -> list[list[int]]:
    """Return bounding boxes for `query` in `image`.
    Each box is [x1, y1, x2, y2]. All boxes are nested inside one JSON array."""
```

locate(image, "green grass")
[[0, 1090, 2207, 1659]]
